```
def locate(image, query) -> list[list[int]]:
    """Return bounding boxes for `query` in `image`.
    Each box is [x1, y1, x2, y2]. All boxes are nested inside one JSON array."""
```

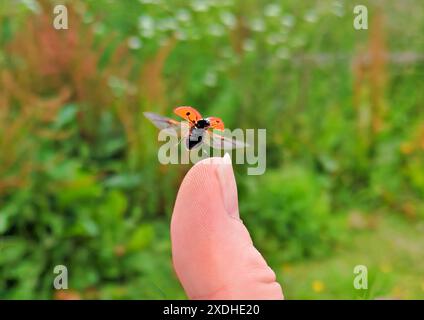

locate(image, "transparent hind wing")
[[204, 130, 247, 150], [143, 112, 181, 136]]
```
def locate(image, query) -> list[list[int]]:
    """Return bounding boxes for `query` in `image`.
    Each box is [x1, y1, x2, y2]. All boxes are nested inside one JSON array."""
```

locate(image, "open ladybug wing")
[[204, 130, 248, 150], [206, 117, 225, 131], [143, 112, 181, 136]]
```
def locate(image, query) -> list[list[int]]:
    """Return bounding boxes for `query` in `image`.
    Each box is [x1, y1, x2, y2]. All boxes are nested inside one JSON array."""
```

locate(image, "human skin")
[[171, 154, 284, 299]]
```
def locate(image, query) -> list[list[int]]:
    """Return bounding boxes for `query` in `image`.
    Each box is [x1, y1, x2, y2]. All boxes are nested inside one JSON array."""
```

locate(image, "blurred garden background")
[[0, 0, 423, 299]]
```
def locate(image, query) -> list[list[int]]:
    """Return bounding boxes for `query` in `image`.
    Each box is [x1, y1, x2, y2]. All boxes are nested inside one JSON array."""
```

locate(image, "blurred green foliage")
[[243, 166, 340, 262], [0, 0, 423, 299]]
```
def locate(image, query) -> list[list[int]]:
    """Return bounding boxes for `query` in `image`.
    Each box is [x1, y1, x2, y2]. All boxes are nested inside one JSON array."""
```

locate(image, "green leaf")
[[54, 104, 78, 128], [57, 171, 103, 206], [100, 190, 128, 218], [0, 239, 27, 264], [104, 173, 142, 189], [127, 224, 154, 252]]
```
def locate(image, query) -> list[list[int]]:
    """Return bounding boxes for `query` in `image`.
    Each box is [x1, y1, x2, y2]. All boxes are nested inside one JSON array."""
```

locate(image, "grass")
[[279, 214, 424, 299]]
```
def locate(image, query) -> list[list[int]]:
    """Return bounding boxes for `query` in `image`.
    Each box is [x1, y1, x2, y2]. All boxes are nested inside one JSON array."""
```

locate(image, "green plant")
[[242, 166, 342, 263]]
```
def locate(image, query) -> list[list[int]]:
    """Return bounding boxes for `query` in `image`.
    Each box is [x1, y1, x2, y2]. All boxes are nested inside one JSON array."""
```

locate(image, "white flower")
[[141, 29, 155, 38], [304, 10, 318, 23], [157, 18, 177, 31], [220, 11, 237, 28], [192, 0, 209, 12], [243, 39, 256, 52], [266, 33, 281, 46], [127, 36, 142, 50], [20, 0, 40, 13], [281, 14, 295, 28], [204, 70, 217, 87], [264, 3, 281, 17], [250, 18, 266, 32], [208, 24, 225, 37], [139, 0, 160, 4], [331, 1, 345, 17], [176, 9, 191, 22], [138, 15, 154, 31]]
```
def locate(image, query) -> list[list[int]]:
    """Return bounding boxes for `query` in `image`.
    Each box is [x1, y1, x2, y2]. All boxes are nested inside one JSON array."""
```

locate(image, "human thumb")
[[171, 154, 284, 299]]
